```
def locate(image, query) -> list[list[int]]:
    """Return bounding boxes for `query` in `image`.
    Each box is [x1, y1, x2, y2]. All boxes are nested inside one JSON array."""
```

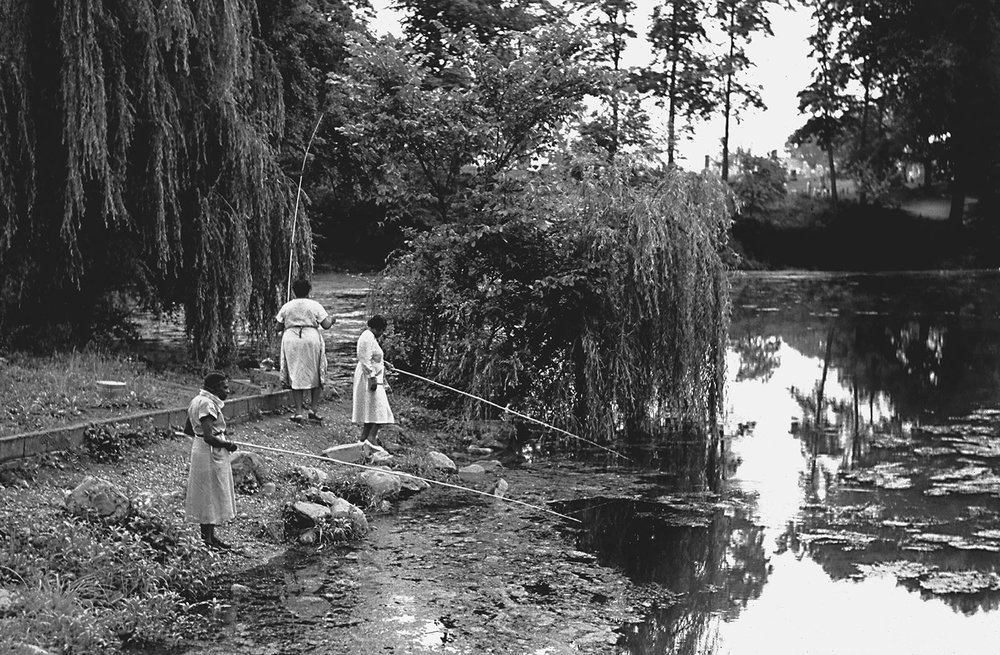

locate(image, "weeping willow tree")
[[0, 0, 312, 365], [372, 164, 732, 444]]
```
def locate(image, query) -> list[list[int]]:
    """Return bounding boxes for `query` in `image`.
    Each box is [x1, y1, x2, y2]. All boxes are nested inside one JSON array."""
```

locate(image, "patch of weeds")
[[394, 451, 452, 483], [323, 476, 379, 511], [0, 497, 223, 653], [84, 424, 171, 462]]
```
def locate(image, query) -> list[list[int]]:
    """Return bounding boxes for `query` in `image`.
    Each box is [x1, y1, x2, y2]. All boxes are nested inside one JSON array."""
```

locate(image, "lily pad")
[[856, 561, 936, 581], [917, 571, 1000, 595], [924, 475, 1000, 498], [798, 529, 876, 549], [841, 463, 914, 490], [930, 466, 988, 482], [913, 446, 956, 457]]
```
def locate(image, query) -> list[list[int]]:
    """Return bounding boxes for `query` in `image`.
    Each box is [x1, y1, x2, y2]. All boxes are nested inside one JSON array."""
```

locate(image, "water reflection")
[[611, 272, 1000, 654], [555, 496, 767, 654]]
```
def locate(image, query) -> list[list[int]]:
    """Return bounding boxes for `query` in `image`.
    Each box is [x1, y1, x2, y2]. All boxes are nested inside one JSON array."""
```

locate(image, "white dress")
[[185, 390, 235, 524], [352, 329, 395, 424], [275, 298, 330, 390]]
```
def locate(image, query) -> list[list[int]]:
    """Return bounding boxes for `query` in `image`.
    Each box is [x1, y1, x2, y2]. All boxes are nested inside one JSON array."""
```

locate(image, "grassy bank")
[[0, 351, 204, 437]]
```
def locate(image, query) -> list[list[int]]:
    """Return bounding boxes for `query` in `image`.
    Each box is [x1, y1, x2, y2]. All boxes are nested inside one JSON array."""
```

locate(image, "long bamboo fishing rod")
[[175, 432, 579, 523], [391, 367, 631, 461], [285, 112, 325, 302]]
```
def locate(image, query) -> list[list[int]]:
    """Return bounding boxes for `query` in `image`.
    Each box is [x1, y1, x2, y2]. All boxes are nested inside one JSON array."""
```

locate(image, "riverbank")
[[0, 375, 667, 653]]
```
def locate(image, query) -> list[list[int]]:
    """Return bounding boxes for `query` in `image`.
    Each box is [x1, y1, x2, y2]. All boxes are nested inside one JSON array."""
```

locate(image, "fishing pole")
[[174, 432, 580, 523], [391, 367, 631, 461], [285, 111, 325, 302]]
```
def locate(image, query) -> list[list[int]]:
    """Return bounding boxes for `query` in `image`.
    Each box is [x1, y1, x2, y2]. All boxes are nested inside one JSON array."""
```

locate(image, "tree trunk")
[[826, 145, 838, 205], [721, 13, 734, 181], [815, 324, 835, 426], [858, 58, 871, 205]]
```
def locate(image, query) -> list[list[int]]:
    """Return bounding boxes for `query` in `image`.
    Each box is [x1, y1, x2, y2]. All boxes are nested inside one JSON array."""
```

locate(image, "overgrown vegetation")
[[373, 165, 733, 444], [0, 502, 223, 653], [83, 424, 174, 463]]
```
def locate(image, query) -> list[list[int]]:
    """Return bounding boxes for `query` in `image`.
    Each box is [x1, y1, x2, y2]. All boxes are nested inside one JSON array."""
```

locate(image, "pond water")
[[574, 271, 1000, 654]]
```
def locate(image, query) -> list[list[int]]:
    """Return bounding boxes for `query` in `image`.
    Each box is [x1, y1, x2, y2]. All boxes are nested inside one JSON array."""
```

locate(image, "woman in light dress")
[[352, 314, 394, 444], [275, 278, 335, 423], [185, 371, 238, 550]]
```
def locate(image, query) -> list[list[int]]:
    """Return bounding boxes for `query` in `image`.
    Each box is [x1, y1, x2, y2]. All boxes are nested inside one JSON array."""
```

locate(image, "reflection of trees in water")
[[736, 308, 1000, 426], [731, 333, 782, 382], [625, 424, 727, 493], [562, 498, 767, 654]]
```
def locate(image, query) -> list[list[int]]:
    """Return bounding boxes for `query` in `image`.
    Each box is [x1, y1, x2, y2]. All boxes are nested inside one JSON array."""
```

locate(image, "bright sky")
[[366, 0, 816, 170]]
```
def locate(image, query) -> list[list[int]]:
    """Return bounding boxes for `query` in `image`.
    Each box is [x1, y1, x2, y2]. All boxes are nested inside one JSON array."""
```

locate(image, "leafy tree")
[[643, 0, 717, 166], [327, 26, 595, 228], [712, 0, 776, 181], [571, 0, 652, 160], [0, 0, 305, 365], [793, 1, 854, 205], [731, 152, 787, 215], [393, 0, 552, 63], [796, 0, 1000, 222]]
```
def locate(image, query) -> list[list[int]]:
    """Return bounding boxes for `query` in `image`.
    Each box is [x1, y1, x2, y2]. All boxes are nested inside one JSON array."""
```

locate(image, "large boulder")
[[360, 470, 402, 499], [458, 464, 486, 477], [426, 451, 456, 472], [476, 460, 504, 473], [65, 476, 130, 522], [398, 474, 431, 496], [291, 501, 331, 523], [328, 497, 369, 535], [230, 451, 265, 489]]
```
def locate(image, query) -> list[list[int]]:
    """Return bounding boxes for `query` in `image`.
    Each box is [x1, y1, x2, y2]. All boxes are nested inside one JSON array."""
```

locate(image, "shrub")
[[731, 154, 787, 217], [83, 424, 171, 462], [372, 164, 732, 444]]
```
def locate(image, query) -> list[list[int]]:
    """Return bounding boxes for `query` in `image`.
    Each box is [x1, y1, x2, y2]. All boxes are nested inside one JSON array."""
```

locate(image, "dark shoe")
[[211, 538, 233, 551], [290, 414, 305, 424], [307, 411, 323, 422]]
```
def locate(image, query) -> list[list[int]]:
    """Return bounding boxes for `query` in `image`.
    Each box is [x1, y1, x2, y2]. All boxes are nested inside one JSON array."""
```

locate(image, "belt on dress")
[[284, 325, 316, 338]]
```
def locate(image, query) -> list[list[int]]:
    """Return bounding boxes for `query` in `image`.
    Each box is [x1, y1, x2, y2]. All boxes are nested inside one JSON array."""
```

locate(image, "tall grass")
[[0, 502, 221, 653]]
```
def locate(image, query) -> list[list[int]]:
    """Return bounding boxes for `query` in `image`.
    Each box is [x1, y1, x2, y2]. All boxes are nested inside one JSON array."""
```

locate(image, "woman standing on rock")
[[353, 314, 395, 444], [185, 371, 238, 550], [276, 278, 335, 423]]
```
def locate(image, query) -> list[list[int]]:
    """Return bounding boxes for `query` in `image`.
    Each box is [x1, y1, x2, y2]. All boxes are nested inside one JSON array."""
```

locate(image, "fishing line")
[[391, 367, 631, 461], [175, 432, 580, 523]]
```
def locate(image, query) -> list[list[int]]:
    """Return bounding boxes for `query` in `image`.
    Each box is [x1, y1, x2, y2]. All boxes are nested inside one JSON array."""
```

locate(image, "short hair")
[[203, 370, 229, 391], [292, 278, 312, 298], [367, 314, 387, 331]]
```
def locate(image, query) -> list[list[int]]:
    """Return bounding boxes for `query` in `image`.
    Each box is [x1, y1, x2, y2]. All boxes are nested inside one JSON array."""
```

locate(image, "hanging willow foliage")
[[0, 0, 306, 365], [372, 165, 732, 443]]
